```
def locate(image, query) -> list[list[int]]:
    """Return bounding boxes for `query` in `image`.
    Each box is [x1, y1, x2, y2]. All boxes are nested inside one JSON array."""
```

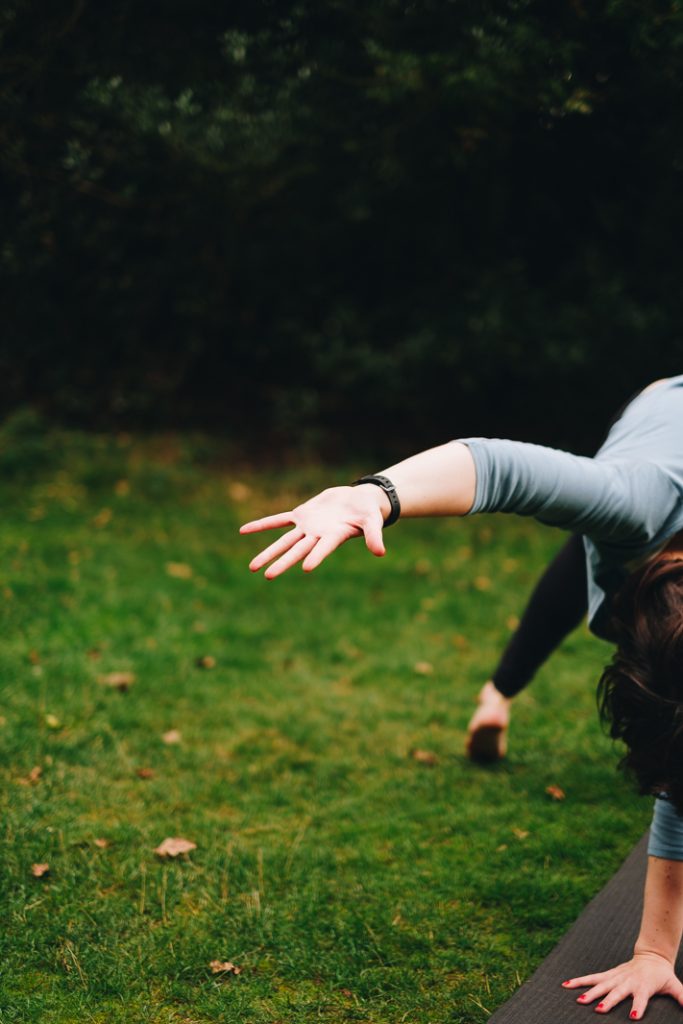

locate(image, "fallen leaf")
[[506, 615, 520, 631], [228, 481, 251, 502], [166, 562, 193, 579], [136, 767, 155, 780], [545, 784, 566, 801], [340, 988, 353, 998], [512, 828, 529, 840], [162, 729, 182, 745], [18, 765, 43, 786], [44, 713, 61, 729], [87, 647, 102, 661], [31, 863, 50, 878], [114, 479, 130, 496], [94, 838, 109, 848], [98, 671, 135, 692], [451, 634, 469, 650], [209, 959, 242, 975], [414, 559, 432, 575], [154, 836, 197, 858], [28, 650, 41, 665], [92, 508, 112, 528], [195, 655, 216, 670], [414, 661, 433, 675], [496, 844, 508, 852], [474, 575, 491, 591], [410, 748, 439, 766]]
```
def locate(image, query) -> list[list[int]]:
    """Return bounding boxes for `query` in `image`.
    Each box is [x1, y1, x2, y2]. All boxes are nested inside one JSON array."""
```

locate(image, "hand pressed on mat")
[[562, 952, 683, 1019]]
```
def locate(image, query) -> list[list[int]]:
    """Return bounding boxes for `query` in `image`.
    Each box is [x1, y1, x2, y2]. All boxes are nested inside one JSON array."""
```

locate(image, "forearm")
[[377, 441, 476, 518], [634, 856, 683, 964]]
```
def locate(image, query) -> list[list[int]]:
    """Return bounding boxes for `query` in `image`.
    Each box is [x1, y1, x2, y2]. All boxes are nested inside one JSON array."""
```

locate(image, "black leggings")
[[491, 533, 587, 697]]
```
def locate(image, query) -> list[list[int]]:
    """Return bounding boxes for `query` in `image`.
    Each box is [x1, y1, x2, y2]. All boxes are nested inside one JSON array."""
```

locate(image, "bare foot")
[[466, 681, 511, 762]]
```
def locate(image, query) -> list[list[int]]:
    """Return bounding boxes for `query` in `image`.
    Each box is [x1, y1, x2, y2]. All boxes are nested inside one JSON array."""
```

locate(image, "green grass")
[[0, 425, 651, 1023]]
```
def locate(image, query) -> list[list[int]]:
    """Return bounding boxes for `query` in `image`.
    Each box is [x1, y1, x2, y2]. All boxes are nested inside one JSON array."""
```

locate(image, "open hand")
[[562, 952, 683, 1019], [239, 485, 389, 578]]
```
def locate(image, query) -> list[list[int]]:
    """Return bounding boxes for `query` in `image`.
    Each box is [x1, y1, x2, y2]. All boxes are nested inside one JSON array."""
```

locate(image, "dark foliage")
[[2, 1, 683, 455]]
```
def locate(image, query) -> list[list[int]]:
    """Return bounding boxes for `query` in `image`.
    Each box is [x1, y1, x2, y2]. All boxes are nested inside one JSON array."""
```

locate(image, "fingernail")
[[630, 1015, 638, 1021], [597, 1003, 605, 1011], [562, 980, 572, 986]]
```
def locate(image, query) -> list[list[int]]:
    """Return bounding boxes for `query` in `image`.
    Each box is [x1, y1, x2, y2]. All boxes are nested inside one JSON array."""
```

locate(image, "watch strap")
[[352, 474, 401, 527]]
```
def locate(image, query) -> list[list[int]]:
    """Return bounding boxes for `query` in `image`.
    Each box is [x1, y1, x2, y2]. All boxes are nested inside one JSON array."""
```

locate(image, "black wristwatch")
[[352, 474, 401, 527]]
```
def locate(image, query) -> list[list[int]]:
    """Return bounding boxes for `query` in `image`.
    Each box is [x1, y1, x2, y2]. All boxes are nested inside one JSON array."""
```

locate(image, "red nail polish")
[[562, 981, 572, 987], [597, 1004, 605, 1011]]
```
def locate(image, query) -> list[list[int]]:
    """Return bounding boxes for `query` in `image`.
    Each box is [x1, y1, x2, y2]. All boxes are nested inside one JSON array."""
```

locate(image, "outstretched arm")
[[240, 442, 477, 578], [241, 434, 678, 578], [563, 854, 683, 1019]]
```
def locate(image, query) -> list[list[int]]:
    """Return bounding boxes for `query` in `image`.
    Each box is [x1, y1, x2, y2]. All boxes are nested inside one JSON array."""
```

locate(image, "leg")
[[467, 532, 588, 760]]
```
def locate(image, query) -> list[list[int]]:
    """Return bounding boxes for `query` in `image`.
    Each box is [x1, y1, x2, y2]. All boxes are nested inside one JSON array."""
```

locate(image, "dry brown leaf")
[[545, 784, 566, 801], [87, 647, 102, 661], [44, 713, 61, 729], [162, 729, 182, 745], [98, 671, 135, 692], [228, 481, 251, 502], [195, 655, 216, 670], [474, 575, 491, 591], [115, 479, 130, 496], [506, 615, 521, 631], [94, 838, 109, 848], [18, 765, 43, 786], [136, 767, 155, 780], [512, 828, 529, 840], [93, 508, 112, 528], [154, 836, 197, 858], [209, 959, 242, 975], [28, 650, 41, 665], [31, 863, 50, 878], [410, 748, 439, 766], [340, 988, 354, 998], [413, 661, 433, 675], [414, 559, 432, 575], [166, 562, 193, 579], [451, 634, 469, 650]]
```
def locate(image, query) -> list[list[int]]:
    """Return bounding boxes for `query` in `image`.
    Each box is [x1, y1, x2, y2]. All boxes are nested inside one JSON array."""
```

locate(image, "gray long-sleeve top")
[[460, 374, 683, 859]]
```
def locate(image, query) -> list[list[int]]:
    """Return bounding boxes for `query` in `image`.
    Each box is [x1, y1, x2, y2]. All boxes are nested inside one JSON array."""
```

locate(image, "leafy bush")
[[2, 1, 683, 455]]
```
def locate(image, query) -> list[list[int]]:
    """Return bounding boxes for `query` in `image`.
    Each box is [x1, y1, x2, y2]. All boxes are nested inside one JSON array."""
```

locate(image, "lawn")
[[0, 418, 651, 1023]]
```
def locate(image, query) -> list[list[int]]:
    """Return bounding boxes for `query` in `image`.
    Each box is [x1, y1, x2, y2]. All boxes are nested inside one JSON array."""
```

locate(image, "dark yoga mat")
[[489, 832, 683, 1022]]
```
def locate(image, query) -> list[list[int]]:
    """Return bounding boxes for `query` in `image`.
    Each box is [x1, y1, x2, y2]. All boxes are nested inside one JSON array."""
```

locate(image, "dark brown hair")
[[598, 556, 683, 815]]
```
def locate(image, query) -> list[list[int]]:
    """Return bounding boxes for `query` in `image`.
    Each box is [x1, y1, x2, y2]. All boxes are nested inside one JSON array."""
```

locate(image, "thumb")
[[664, 975, 683, 1005], [363, 510, 386, 557]]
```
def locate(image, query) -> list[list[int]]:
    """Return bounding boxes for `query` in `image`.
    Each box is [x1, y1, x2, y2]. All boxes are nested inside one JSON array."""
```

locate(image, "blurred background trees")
[[2, 0, 683, 457]]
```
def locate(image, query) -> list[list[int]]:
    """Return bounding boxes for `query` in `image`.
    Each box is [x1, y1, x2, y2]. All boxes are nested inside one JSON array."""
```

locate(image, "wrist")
[[354, 483, 392, 522], [352, 475, 400, 526], [633, 945, 676, 967]]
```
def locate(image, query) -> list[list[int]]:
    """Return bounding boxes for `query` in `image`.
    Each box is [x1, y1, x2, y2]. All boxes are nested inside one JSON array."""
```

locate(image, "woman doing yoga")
[[240, 375, 683, 1019]]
